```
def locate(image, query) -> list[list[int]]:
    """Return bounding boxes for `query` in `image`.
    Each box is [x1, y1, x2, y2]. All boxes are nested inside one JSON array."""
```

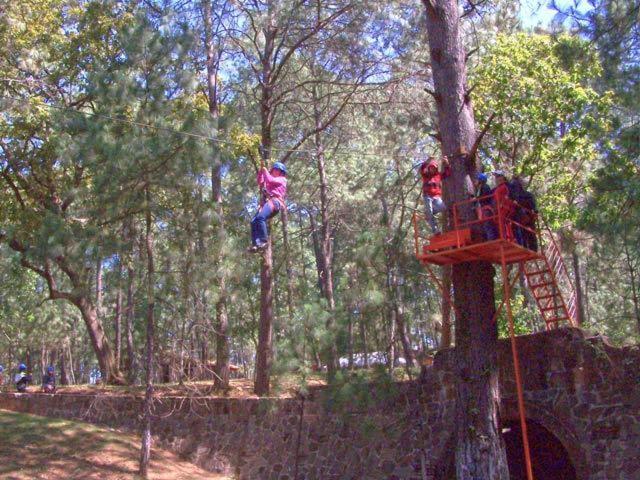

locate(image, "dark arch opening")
[[434, 419, 577, 480], [503, 419, 577, 480]]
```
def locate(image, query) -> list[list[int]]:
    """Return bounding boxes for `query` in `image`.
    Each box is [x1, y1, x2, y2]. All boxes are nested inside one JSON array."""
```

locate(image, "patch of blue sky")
[[519, 0, 595, 29]]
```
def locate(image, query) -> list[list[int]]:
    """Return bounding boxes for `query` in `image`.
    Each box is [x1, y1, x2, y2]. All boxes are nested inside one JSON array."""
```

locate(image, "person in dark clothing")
[[474, 172, 497, 240], [509, 176, 538, 251], [14, 363, 32, 392], [475, 172, 493, 205], [42, 365, 56, 393]]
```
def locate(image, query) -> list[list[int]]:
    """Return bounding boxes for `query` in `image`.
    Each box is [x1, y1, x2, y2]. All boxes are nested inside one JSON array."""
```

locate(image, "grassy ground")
[[0, 410, 228, 480]]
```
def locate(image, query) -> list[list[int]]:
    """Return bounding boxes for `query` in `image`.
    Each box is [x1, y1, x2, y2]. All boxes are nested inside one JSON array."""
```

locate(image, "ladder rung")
[[535, 293, 562, 301], [546, 317, 569, 323], [526, 269, 550, 276], [540, 306, 564, 312], [530, 281, 554, 289]]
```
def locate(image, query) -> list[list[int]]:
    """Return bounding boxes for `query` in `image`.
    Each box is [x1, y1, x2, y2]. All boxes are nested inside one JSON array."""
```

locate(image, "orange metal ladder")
[[522, 223, 577, 329]]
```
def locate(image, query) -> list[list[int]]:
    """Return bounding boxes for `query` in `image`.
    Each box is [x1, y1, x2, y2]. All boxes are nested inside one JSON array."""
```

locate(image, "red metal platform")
[[417, 238, 542, 266], [411, 191, 577, 328]]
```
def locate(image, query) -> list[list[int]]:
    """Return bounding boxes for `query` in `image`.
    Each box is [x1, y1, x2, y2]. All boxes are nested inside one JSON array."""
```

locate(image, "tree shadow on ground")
[[0, 409, 227, 479]]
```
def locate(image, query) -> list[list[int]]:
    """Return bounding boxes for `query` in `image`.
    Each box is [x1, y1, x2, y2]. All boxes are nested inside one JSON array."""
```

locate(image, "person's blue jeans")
[[251, 200, 281, 246], [423, 195, 446, 233]]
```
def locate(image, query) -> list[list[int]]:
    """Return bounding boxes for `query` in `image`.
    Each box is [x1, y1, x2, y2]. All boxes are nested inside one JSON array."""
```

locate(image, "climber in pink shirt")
[[248, 162, 288, 253]]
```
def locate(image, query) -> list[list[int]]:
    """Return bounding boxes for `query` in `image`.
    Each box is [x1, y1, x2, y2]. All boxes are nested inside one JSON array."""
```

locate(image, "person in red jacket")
[[491, 170, 515, 240], [420, 155, 450, 234]]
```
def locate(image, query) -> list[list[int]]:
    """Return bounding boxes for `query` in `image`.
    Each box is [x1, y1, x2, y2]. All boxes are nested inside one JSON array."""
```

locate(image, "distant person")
[[14, 363, 32, 392], [509, 176, 538, 251], [248, 162, 288, 253], [475, 172, 492, 204], [0, 365, 4, 387], [420, 155, 450, 235], [42, 365, 56, 393], [475, 172, 497, 240], [491, 170, 515, 240]]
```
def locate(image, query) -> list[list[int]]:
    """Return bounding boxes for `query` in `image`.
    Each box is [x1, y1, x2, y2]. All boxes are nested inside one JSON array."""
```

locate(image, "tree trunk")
[[202, 0, 230, 390], [421, 1, 509, 478], [75, 297, 125, 385], [180, 238, 193, 384], [347, 309, 354, 369], [313, 85, 338, 380], [139, 185, 155, 478], [60, 343, 70, 385], [254, 9, 277, 395], [255, 239, 275, 395], [114, 261, 123, 370], [387, 306, 396, 373], [440, 265, 452, 347], [622, 238, 640, 334], [360, 314, 368, 368], [96, 257, 103, 321], [280, 206, 296, 325], [125, 265, 136, 383], [5, 239, 123, 384]]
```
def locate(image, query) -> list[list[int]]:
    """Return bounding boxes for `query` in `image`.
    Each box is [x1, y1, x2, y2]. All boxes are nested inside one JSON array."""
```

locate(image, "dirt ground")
[[44, 375, 327, 398], [0, 409, 230, 479]]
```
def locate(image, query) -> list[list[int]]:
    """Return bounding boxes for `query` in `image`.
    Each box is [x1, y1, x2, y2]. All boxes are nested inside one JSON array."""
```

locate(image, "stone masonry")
[[0, 328, 638, 479]]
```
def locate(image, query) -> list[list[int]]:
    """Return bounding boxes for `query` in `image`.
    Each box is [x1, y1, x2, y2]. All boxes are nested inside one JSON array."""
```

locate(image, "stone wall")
[[1, 328, 638, 480]]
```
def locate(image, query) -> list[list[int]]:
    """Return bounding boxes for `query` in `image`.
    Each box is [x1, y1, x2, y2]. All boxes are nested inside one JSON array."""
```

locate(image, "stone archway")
[[503, 419, 577, 480], [432, 406, 588, 480], [501, 401, 589, 480]]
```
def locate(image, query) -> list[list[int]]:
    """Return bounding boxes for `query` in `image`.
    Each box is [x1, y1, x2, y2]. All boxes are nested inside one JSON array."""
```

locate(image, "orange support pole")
[[500, 246, 534, 480], [497, 194, 504, 240], [490, 263, 522, 326]]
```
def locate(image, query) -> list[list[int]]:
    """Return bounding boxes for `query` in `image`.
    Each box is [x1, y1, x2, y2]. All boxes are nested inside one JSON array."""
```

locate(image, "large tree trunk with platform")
[[421, 1, 509, 478]]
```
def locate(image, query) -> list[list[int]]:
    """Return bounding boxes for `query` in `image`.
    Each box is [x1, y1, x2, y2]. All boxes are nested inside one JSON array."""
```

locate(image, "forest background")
[[0, 0, 638, 392]]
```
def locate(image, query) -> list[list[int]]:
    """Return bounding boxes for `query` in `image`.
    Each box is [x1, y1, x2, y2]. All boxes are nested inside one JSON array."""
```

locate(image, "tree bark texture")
[[254, 6, 277, 395], [4, 238, 125, 384], [139, 186, 155, 478], [280, 206, 296, 325], [75, 298, 125, 385], [440, 265, 453, 348], [422, 1, 509, 478], [114, 261, 123, 370], [254, 239, 275, 395], [202, 0, 230, 390], [313, 86, 338, 380], [125, 264, 136, 383], [623, 237, 640, 334]]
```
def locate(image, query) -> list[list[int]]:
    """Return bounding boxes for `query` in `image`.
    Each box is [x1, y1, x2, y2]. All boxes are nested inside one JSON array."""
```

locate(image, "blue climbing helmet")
[[272, 162, 287, 176], [47, 366, 55, 374], [477, 172, 488, 182], [18, 363, 26, 372]]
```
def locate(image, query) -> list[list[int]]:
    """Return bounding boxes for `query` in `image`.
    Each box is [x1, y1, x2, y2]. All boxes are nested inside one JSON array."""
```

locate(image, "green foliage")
[[0, 0, 638, 390], [472, 33, 611, 226]]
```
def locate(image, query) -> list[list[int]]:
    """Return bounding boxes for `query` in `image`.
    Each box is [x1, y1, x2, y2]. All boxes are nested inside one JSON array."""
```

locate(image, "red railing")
[[412, 191, 540, 257]]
